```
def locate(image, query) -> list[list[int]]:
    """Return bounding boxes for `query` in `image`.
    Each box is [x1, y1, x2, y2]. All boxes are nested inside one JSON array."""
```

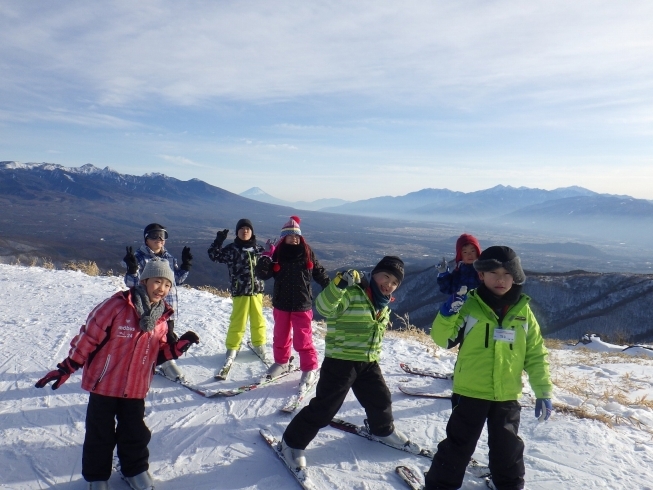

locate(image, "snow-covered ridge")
[[0, 161, 148, 179], [3, 263, 653, 489]]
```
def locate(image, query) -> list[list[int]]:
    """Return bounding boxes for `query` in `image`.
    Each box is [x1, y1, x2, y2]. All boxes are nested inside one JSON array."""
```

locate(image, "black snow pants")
[[82, 393, 151, 482], [282, 357, 394, 450], [424, 394, 525, 490]]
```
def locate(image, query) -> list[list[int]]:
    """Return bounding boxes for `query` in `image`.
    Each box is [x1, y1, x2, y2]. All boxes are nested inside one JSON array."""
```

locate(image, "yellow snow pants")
[[225, 294, 267, 350]]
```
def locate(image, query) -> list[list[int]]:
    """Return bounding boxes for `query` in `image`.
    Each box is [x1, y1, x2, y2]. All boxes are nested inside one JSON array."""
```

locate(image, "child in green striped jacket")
[[280, 256, 426, 471]]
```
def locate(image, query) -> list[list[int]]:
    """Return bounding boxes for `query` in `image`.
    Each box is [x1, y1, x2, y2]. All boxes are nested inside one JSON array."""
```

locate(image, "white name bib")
[[493, 328, 515, 343]]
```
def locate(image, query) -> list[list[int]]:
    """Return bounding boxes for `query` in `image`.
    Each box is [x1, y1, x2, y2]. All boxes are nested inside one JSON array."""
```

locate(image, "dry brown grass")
[[41, 257, 55, 270], [196, 285, 232, 298], [63, 260, 101, 276], [546, 345, 653, 432], [386, 312, 441, 357]]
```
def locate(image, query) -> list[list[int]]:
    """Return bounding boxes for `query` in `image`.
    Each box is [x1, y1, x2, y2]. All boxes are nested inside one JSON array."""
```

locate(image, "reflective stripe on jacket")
[[431, 290, 552, 401]]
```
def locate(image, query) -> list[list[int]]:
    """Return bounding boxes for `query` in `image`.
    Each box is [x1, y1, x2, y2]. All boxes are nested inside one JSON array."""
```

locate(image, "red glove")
[[35, 358, 81, 390], [172, 331, 200, 358]]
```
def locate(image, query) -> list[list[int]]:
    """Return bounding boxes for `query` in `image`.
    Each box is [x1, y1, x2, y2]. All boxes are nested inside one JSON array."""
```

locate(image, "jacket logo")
[[117, 325, 135, 338]]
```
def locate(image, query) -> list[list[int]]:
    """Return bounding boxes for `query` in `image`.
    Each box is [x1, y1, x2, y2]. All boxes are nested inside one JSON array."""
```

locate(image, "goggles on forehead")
[[146, 230, 168, 241]]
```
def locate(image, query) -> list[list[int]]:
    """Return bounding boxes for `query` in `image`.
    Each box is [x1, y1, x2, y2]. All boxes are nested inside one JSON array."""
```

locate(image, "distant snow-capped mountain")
[[239, 187, 350, 211]]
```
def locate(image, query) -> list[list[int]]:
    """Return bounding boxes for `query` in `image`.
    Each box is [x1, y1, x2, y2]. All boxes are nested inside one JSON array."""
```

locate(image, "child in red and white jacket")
[[35, 259, 199, 490]]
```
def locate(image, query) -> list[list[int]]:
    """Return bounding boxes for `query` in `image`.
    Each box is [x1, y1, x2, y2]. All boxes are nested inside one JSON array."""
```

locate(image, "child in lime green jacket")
[[425, 246, 552, 490]]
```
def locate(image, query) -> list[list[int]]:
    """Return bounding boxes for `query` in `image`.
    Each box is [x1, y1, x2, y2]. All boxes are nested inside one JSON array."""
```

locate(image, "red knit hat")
[[455, 234, 481, 262]]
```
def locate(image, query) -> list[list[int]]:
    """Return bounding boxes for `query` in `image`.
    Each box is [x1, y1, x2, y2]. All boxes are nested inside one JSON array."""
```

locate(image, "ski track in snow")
[[2, 264, 653, 489]]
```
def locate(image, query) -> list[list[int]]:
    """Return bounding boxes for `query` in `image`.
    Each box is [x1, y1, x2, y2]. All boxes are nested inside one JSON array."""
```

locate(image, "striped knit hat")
[[280, 215, 302, 237]]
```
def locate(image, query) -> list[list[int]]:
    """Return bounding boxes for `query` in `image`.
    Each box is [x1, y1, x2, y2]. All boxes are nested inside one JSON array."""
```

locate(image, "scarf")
[[132, 285, 166, 333], [277, 243, 305, 262], [234, 235, 257, 249], [369, 276, 391, 311], [476, 283, 523, 323]]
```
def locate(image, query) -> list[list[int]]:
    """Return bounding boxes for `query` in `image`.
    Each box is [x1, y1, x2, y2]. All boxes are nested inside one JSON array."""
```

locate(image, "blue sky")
[[1, 1, 652, 201]]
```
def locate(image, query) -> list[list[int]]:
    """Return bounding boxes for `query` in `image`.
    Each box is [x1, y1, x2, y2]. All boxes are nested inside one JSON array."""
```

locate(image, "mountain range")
[[240, 187, 350, 211], [2, 160, 653, 339]]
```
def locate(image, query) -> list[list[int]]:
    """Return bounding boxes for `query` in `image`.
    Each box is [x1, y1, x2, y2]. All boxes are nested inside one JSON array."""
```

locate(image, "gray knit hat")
[[473, 246, 526, 285], [140, 258, 175, 285]]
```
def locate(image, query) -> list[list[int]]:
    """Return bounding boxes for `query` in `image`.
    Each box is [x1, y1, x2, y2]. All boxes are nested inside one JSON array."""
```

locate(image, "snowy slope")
[[2, 264, 653, 489]]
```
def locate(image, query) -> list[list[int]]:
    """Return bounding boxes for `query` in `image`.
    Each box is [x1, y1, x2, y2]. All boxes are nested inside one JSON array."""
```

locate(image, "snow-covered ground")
[[2, 263, 653, 489]]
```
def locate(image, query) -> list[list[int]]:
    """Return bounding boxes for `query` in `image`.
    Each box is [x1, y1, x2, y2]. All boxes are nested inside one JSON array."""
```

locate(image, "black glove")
[[173, 331, 200, 357], [181, 246, 193, 271], [212, 229, 229, 249], [123, 246, 139, 275], [35, 358, 81, 390]]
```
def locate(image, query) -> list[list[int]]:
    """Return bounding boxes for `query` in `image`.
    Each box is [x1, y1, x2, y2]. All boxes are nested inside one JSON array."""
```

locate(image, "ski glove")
[[334, 270, 361, 289], [180, 246, 193, 271], [123, 246, 139, 275], [173, 331, 200, 358], [262, 239, 276, 258], [212, 229, 229, 249], [35, 357, 81, 390], [535, 398, 553, 421], [440, 286, 468, 316], [436, 256, 449, 274]]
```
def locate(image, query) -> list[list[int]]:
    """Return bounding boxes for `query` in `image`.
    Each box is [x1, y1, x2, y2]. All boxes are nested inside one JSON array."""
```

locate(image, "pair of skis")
[[215, 340, 271, 380], [399, 363, 455, 399], [262, 418, 491, 490]]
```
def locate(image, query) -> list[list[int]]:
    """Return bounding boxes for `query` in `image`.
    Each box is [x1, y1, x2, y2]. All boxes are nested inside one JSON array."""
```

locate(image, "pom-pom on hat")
[[371, 256, 405, 285], [473, 246, 525, 285], [455, 234, 481, 263], [236, 218, 254, 233], [140, 258, 175, 285], [280, 216, 302, 237]]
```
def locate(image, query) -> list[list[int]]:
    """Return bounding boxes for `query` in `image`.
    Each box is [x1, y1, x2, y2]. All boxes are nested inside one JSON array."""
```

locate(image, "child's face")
[[144, 277, 172, 303], [146, 236, 165, 254], [479, 267, 513, 296], [284, 235, 300, 245], [372, 271, 400, 296], [237, 227, 252, 241], [460, 244, 478, 264]]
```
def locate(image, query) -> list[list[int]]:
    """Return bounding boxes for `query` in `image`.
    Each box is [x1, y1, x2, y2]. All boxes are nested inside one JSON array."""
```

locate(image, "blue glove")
[[535, 398, 553, 421], [439, 286, 468, 316]]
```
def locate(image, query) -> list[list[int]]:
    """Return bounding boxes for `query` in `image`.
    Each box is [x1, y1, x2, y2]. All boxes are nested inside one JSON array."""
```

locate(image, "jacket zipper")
[[484, 323, 489, 348], [92, 354, 111, 391]]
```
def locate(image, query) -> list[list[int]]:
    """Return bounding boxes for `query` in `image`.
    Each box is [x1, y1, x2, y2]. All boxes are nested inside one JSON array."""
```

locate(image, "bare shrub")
[[41, 258, 55, 270], [197, 285, 232, 298], [387, 312, 439, 355], [262, 294, 273, 308], [29, 257, 38, 267], [64, 261, 100, 276]]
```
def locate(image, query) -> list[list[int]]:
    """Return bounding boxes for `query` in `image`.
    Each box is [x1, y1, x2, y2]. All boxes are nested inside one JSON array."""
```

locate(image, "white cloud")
[[159, 154, 203, 167]]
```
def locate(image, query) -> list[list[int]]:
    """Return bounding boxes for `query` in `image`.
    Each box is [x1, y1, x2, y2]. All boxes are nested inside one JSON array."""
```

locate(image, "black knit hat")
[[473, 246, 525, 285], [236, 218, 254, 233], [143, 223, 168, 241], [371, 256, 405, 284]]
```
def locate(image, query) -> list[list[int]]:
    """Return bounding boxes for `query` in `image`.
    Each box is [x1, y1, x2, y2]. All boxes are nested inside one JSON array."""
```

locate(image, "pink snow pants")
[[272, 308, 318, 371]]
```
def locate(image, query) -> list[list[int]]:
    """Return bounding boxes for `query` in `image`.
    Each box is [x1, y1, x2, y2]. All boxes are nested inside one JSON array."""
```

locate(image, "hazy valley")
[[2, 161, 652, 341]]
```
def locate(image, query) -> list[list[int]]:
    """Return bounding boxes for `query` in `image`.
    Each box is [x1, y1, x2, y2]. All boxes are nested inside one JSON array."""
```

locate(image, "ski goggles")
[[146, 230, 168, 241]]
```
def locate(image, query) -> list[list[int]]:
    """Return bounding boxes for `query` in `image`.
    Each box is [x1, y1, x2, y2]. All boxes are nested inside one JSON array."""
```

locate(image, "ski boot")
[[299, 369, 317, 389], [159, 359, 184, 382], [250, 344, 271, 364], [88, 481, 109, 490], [280, 438, 307, 472], [123, 470, 154, 490], [265, 362, 291, 380]]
